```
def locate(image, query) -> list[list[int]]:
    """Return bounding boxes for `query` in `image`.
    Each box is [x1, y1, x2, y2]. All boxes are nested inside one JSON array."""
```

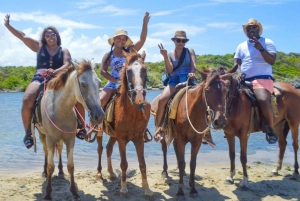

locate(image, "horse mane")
[[47, 60, 92, 90]]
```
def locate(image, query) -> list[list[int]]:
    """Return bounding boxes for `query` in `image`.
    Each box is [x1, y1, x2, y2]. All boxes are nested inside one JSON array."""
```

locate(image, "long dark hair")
[[105, 42, 130, 65], [41, 26, 61, 46]]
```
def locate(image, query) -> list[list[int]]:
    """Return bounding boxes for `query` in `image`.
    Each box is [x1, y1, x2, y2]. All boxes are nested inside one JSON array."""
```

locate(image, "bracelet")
[[259, 47, 265, 52]]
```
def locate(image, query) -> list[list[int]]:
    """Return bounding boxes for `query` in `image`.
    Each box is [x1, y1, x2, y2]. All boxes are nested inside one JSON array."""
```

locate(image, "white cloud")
[[74, 0, 106, 9], [87, 6, 139, 16]]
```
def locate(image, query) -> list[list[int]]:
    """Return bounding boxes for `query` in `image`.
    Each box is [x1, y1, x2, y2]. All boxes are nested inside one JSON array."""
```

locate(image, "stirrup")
[[144, 128, 152, 143]]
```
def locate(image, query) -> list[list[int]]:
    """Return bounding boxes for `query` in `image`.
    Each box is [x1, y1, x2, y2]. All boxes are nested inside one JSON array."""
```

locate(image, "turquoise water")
[[0, 91, 297, 173]]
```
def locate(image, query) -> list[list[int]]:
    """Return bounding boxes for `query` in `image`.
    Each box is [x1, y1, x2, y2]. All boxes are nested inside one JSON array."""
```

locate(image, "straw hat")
[[108, 28, 133, 47], [242, 18, 263, 37], [171, 30, 189, 41]]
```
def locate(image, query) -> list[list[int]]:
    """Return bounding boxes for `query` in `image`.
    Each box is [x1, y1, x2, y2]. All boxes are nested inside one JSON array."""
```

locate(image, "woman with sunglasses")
[[234, 18, 277, 144], [4, 14, 86, 149], [154, 30, 197, 141]]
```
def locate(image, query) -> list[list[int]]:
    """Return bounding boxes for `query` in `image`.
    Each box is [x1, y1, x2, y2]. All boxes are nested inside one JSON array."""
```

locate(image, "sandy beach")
[[1, 160, 299, 201]]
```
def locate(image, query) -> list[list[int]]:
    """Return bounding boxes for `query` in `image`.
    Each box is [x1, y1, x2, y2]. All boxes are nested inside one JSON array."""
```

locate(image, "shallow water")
[[0, 90, 297, 173]]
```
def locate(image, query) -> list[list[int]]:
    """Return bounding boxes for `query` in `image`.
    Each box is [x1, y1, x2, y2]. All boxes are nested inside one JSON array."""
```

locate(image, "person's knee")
[[22, 93, 37, 109]]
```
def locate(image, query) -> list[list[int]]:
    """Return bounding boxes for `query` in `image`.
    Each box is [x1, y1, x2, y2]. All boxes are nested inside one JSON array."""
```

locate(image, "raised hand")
[[249, 36, 263, 51], [4, 14, 10, 27], [158, 43, 168, 58], [143, 12, 150, 25]]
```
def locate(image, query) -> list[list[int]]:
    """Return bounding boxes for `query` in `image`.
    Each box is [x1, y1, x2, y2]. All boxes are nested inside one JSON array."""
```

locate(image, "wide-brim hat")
[[242, 18, 263, 37], [108, 28, 133, 47], [171, 30, 189, 42]]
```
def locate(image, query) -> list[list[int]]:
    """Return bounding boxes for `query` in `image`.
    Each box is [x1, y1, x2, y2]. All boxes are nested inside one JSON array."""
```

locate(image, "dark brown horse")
[[152, 68, 235, 200], [96, 50, 153, 198], [221, 66, 300, 189]]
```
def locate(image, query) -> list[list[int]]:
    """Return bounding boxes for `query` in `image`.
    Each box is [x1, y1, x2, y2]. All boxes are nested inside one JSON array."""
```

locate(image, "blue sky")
[[0, 0, 299, 66]]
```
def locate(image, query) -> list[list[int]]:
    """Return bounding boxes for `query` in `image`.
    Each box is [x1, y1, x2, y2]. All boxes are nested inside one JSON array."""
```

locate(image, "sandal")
[[153, 128, 164, 143], [23, 129, 34, 149], [266, 133, 278, 144], [76, 129, 87, 140]]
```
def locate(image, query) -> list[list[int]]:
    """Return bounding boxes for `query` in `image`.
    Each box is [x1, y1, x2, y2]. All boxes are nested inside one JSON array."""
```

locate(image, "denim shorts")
[[31, 69, 52, 83], [103, 81, 121, 89], [168, 72, 188, 86]]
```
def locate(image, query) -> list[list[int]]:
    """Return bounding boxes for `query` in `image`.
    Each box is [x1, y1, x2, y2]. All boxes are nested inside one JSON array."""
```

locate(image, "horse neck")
[[187, 84, 207, 111], [47, 72, 78, 118]]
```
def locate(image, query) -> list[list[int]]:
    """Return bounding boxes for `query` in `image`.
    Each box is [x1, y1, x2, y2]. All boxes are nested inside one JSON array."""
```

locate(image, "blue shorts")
[[168, 72, 188, 86], [103, 81, 121, 89], [31, 69, 52, 83]]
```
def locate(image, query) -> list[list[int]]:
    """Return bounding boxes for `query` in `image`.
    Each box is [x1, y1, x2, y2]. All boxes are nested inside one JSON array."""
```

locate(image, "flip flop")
[[266, 133, 278, 144], [76, 129, 87, 140]]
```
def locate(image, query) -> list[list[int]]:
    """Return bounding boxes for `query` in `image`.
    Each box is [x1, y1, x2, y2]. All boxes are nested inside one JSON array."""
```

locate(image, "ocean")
[[0, 90, 298, 173]]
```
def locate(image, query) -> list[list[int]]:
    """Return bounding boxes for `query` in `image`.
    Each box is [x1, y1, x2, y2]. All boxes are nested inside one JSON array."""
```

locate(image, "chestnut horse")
[[153, 68, 235, 200], [96, 50, 153, 198], [220, 66, 300, 189], [32, 60, 104, 200]]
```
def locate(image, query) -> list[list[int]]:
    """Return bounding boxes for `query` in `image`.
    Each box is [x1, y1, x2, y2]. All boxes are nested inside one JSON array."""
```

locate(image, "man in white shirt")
[[234, 18, 278, 144]]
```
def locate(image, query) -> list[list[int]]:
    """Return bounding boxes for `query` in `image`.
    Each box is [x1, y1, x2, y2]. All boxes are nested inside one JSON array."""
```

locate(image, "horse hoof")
[[144, 194, 155, 200], [224, 179, 234, 185], [109, 172, 117, 180], [176, 195, 186, 201], [238, 186, 249, 191], [189, 192, 198, 198], [161, 171, 168, 179], [58, 173, 65, 179], [95, 173, 103, 180], [290, 173, 300, 181], [120, 192, 127, 197], [73, 195, 81, 201], [42, 172, 47, 178]]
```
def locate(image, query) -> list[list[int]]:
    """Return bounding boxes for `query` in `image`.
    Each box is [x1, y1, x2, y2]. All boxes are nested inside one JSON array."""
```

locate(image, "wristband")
[[259, 47, 265, 52]]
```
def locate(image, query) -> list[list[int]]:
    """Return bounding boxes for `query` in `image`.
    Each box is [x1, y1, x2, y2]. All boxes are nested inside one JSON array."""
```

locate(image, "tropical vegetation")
[[1, 51, 300, 91]]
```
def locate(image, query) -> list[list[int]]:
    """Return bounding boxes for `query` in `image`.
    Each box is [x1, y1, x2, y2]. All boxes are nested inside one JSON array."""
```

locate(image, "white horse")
[[32, 59, 104, 200]]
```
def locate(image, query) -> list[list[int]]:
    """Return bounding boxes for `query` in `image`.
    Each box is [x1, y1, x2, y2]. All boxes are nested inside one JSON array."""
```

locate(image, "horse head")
[[72, 59, 105, 126], [121, 49, 148, 105], [197, 66, 236, 129]]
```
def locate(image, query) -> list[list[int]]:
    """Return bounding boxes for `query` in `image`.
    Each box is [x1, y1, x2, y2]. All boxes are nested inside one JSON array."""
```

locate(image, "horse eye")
[[81, 82, 87, 88]]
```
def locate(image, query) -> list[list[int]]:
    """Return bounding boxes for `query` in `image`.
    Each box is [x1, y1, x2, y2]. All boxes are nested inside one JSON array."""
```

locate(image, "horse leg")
[[39, 132, 48, 177], [107, 137, 117, 179], [189, 140, 201, 197], [288, 122, 300, 180], [239, 133, 249, 189], [44, 140, 55, 200], [57, 140, 64, 178], [118, 139, 129, 196], [66, 139, 80, 200], [161, 138, 168, 178], [133, 138, 153, 198], [175, 138, 186, 200], [272, 120, 288, 175], [173, 139, 187, 176], [225, 133, 236, 184], [96, 135, 103, 179]]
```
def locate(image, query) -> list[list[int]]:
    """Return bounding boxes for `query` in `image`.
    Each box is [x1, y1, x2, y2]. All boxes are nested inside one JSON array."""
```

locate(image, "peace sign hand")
[[249, 36, 263, 51], [158, 43, 168, 58]]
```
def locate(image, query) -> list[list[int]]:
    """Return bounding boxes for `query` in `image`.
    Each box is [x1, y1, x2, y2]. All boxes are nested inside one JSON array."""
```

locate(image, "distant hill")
[[1, 51, 299, 91]]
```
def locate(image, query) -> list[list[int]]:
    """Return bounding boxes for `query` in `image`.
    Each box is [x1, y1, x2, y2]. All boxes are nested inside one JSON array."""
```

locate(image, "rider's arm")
[[132, 12, 150, 52]]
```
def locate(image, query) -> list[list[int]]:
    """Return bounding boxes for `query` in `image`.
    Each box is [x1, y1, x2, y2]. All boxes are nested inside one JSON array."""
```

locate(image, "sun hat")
[[108, 28, 133, 47], [242, 18, 263, 37], [171, 30, 189, 42]]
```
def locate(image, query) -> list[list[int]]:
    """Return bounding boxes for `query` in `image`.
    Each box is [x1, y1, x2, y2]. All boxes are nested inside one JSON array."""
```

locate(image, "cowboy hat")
[[242, 18, 263, 37], [108, 28, 133, 47], [171, 30, 189, 41]]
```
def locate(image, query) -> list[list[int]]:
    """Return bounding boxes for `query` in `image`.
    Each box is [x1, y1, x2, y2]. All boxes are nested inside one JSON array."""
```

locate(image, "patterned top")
[[36, 45, 63, 70]]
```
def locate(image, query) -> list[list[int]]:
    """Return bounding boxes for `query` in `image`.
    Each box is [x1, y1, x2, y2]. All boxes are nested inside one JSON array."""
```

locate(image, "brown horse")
[[220, 65, 300, 189], [96, 50, 153, 198], [152, 68, 235, 200]]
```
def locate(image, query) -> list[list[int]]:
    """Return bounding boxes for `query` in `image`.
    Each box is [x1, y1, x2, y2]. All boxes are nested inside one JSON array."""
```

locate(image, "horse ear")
[[90, 58, 96, 70], [140, 50, 146, 61], [197, 68, 208, 80], [71, 60, 79, 70], [220, 73, 234, 80]]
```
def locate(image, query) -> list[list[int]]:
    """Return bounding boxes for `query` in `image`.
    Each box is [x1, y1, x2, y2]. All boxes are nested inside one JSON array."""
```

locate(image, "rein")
[[184, 78, 211, 134], [43, 67, 101, 134]]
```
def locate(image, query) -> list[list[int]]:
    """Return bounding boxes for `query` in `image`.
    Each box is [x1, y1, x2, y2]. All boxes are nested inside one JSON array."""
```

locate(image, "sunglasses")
[[175, 39, 188, 43], [45, 33, 57, 39], [246, 26, 258, 32]]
